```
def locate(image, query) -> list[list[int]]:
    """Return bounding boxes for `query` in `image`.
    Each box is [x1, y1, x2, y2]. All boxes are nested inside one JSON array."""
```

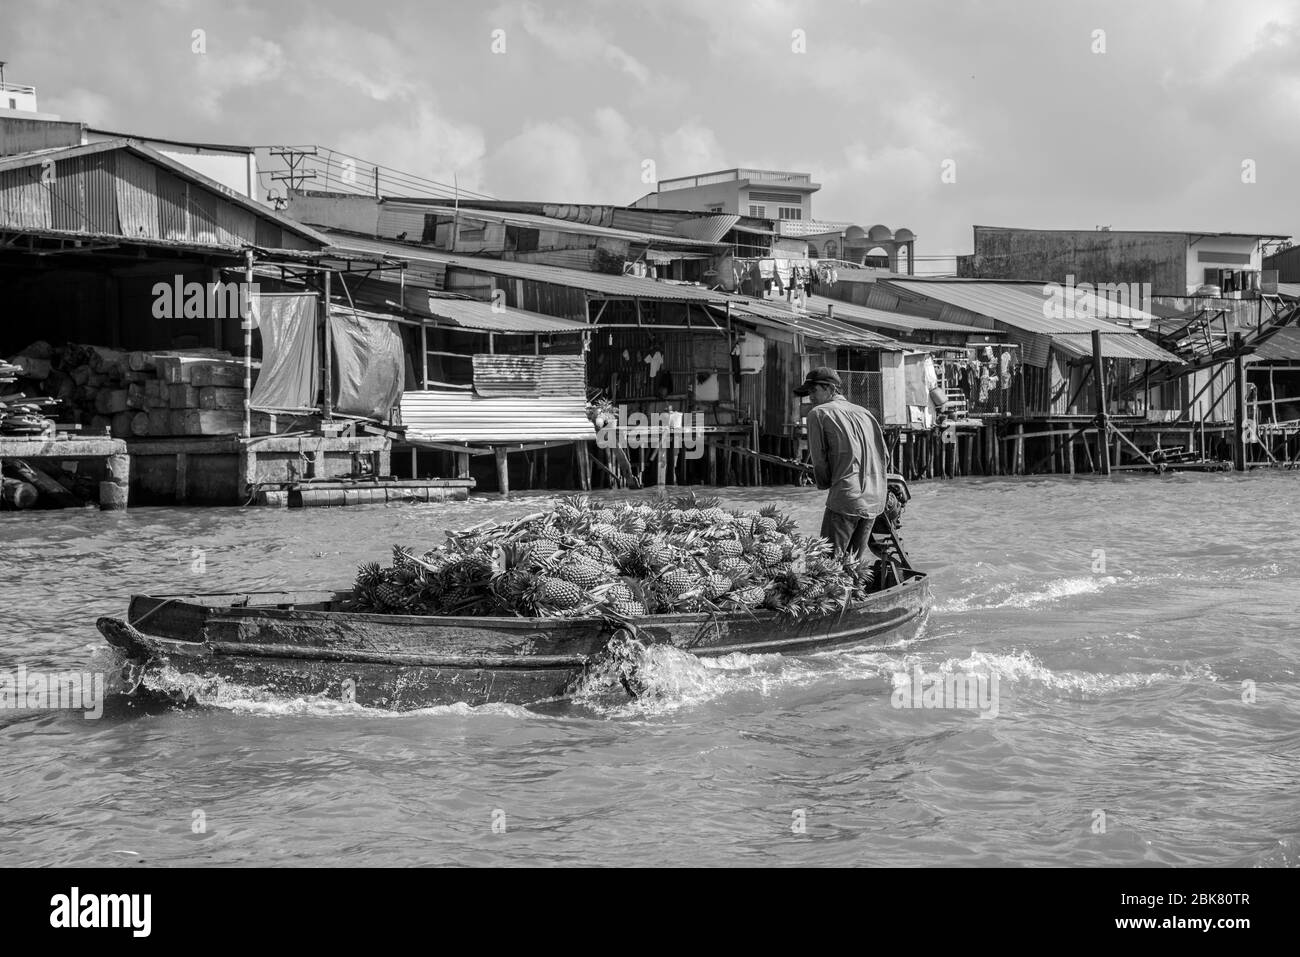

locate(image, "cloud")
[[333, 103, 488, 195], [191, 37, 285, 117], [503, 1, 654, 86]]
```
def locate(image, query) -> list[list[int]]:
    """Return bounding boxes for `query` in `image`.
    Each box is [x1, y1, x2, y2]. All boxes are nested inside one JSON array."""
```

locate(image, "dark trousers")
[[820, 509, 886, 561]]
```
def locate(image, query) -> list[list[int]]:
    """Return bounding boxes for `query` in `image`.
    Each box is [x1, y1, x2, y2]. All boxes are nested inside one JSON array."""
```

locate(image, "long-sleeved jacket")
[[806, 395, 888, 518]]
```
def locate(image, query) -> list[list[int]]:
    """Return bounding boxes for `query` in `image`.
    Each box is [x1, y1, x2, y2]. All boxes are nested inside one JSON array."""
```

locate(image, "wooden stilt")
[[1066, 434, 1075, 475], [495, 447, 509, 498]]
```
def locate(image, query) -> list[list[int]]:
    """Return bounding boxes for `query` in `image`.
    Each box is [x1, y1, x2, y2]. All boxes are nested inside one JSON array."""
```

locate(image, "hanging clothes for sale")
[[645, 349, 664, 379]]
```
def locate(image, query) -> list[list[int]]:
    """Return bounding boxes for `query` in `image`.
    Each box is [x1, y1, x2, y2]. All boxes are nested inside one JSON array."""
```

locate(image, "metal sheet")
[[804, 294, 991, 334], [1246, 326, 1300, 362], [385, 203, 724, 249], [884, 278, 1160, 334], [0, 165, 51, 230], [0, 139, 327, 249], [1051, 333, 1181, 362], [400, 390, 594, 443], [426, 297, 589, 333], [325, 232, 729, 303], [720, 294, 909, 350], [113, 150, 158, 237]]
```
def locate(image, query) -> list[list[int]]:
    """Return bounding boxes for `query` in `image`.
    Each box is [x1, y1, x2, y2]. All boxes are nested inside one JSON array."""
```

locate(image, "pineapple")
[[703, 573, 733, 600], [603, 582, 648, 618], [716, 556, 752, 577], [756, 541, 784, 567], [759, 504, 799, 535], [556, 557, 606, 590], [708, 539, 743, 562], [531, 575, 584, 610], [659, 567, 701, 597], [730, 584, 766, 607]]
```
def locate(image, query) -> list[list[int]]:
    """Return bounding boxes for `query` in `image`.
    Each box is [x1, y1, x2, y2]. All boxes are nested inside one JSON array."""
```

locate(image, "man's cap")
[[793, 366, 842, 396]]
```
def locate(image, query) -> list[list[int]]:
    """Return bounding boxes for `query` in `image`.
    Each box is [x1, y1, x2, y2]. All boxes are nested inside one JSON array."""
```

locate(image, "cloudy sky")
[[8, 0, 1298, 271]]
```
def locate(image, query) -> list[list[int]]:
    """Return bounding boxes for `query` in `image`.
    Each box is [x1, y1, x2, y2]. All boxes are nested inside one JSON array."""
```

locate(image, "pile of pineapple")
[[348, 493, 877, 620]]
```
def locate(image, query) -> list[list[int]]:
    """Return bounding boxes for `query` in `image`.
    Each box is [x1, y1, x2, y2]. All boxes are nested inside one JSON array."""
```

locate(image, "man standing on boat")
[[795, 367, 890, 561]]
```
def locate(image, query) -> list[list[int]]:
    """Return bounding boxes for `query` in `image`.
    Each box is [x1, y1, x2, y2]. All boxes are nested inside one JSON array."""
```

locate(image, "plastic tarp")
[[329, 309, 404, 420], [249, 293, 319, 413]]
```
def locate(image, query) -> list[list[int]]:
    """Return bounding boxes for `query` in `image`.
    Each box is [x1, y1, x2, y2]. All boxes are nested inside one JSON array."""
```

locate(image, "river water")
[[1, 473, 1297, 867]]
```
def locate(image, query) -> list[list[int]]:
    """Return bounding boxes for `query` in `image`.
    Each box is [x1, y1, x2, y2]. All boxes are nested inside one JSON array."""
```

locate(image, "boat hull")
[[97, 573, 930, 710]]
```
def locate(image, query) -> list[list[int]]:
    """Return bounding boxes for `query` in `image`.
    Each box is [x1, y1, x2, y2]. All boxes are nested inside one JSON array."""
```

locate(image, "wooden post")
[[576, 441, 591, 491], [495, 447, 509, 498], [751, 416, 760, 485], [322, 269, 333, 420], [100, 452, 130, 510], [175, 452, 188, 504], [420, 323, 429, 388], [1066, 434, 1075, 475], [1091, 330, 1110, 475], [1233, 332, 1247, 472], [243, 249, 254, 439], [1014, 423, 1025, 475], [456, 452, 470, 480]]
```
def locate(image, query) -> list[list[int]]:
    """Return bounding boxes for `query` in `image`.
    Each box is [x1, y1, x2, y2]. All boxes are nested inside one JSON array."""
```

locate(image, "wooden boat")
[[97, 569, 930, 711]]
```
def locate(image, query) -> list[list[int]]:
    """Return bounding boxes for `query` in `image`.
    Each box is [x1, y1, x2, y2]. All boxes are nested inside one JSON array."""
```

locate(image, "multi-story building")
[[633, 167, 916, 272], [958, 225, 1291, 297], [633, 167, 820, 223]]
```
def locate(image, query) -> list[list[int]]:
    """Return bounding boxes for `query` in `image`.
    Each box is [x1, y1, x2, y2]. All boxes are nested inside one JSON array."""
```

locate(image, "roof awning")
[[1052, 333, 1181, 362], [423, 296, 590, 334]]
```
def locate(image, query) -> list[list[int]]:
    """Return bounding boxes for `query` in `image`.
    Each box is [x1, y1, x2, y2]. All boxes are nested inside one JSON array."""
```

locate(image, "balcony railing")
[[0, 82, 37, 95]]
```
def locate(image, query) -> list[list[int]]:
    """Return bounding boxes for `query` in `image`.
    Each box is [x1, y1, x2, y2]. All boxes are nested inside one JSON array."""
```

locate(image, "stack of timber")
[[5, 342, 264, 438]]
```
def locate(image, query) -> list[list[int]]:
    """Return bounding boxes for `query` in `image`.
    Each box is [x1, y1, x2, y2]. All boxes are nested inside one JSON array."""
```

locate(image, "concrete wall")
[[0, 116, 82, 156], [1186, 235, 1262, 290], [649, 181, 742, 213], [963, 227, 1274, 296], [286, 192, 381, 234], [963, 228, 1190, 294]]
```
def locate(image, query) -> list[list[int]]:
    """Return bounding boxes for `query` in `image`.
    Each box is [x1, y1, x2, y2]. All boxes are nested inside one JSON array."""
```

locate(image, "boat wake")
[[934, 575, 1117, 612], [568, 638, 1224, 716], [136, 665, 541, 720]]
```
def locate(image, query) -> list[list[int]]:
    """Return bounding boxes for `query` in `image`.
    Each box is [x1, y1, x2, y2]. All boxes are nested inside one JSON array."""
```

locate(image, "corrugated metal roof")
[[323, 231, 729, 302], [1250, 325, 1300, 361], [1275, 282, 1300, 299], [884, 279, 1159, 332], [388, 203, 726, 249], [424, 296, 590, 334], [719, 294, 911, 350], [1052, 334, 1181, 362], [400, 390, 594, 443], [803, 295, 993, 334]]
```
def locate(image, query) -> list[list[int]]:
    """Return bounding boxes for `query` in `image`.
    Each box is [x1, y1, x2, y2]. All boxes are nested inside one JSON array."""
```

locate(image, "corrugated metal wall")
[[0, 165, 51, 230], [0, 148, 305, 250], [400, 391, 594, 442], [114, 151, 158, 236], [51, 152, 116, 233]]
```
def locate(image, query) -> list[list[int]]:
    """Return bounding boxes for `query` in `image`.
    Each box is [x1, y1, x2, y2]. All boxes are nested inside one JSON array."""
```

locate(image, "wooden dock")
[[0, 435, 129, 509]]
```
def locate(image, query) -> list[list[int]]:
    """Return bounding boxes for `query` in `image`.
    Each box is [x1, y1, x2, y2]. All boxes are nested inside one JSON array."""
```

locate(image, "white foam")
[[139, 667, 542, 719], [881, 649, 1221, 698], [935, 576, 1116, 612]]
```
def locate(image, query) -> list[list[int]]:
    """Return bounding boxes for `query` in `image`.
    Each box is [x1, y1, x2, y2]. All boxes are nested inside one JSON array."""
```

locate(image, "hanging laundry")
[[645, 349, 664, 379]]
